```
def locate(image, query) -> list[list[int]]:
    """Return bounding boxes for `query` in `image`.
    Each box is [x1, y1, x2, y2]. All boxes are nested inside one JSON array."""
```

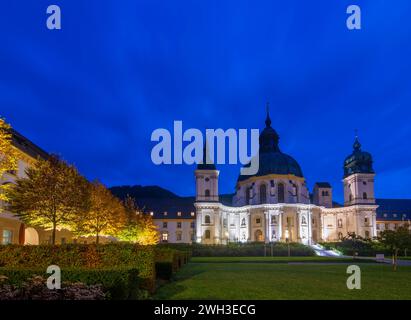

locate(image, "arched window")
[[205, 215, 211, 224], [205, 230, 211, 239], [205, 189, 210, 197], [241, 218, 246, 226], [338, 232, 343, 240], [363, 192, 367, 199], [259, 184, 267, 204], [255, 230, 263, 242], [278, 183, 285, 203]]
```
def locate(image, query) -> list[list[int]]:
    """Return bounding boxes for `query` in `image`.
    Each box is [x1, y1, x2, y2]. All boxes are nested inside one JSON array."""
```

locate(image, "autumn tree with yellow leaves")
[[7, 155, 90, 244], [117, 195, 159, 245], [73, 181, 127, 244], [0, 118, 19, 202]]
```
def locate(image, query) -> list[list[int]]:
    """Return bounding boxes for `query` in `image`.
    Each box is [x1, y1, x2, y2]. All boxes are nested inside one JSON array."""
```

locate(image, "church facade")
[[195, 111, 378, 245]]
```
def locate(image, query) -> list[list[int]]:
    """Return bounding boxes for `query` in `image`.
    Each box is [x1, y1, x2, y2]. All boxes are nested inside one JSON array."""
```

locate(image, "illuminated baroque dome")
[[237, 110, 303, 182]]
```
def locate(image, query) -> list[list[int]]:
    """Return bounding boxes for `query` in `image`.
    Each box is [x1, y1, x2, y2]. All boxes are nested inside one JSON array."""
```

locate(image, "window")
[[177, 222, 182, 229], [241, 218, 246, 226], [363, 181, 367, 185], [163, 222, 168, 228], [205, 177, 210, 182], [278, 183, 285, 203], [205, 230, 211, 239], [349, 194, 352, 202], [255, 230, 263, 242], [223, 219, 227, 227], [338, 219, 343, 228], [191, 232, 196, 241], [385, 223, 389, 230], [271, 215, 277, 225], [364, 217, 369, 225], [205, 215, 211, 224], [2, 230, 13, 245], [364, 231, 370, 239], [176, 232, 182, 241], [363, 192, 367, 200], [205, 189, 210, 197], [162, 232, 168, 242], [256, 218, 261, 224], [301, 215, 307, 225], [190, 222, 195, 229], [338, 232, 343, 240], [245, 187, 251, 204], [259, 184, 267, 204]]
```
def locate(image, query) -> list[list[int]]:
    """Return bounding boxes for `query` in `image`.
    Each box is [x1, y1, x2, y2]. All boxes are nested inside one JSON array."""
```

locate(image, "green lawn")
[[155, 259, 411, 300], [190, 256, 376, 263]]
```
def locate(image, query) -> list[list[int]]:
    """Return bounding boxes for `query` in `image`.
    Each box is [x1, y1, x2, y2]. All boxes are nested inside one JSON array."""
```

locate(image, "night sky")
[[1, 0, 411, 203]]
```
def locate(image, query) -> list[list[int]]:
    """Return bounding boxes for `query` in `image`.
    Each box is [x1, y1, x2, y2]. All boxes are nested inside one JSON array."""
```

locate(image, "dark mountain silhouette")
[[109, 185, 234, 218]]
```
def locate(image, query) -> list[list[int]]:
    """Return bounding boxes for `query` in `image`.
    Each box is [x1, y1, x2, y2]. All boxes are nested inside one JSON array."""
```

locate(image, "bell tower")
[[195, 142, 219, 202], [343, 135, 375, 206]]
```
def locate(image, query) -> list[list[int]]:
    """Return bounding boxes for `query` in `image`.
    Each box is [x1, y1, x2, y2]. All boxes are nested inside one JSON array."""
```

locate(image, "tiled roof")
[[376, 199, 411, 221], [11, 129, 48, 160], [314, 182, 332, 188]]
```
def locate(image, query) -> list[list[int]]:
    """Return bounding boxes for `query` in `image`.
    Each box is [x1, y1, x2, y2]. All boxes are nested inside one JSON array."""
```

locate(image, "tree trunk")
[[96, 232, 99, 245], [52, 223, 57, 245]]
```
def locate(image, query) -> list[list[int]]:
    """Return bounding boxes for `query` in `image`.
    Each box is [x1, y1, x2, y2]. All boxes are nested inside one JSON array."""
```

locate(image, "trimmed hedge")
[[0, 267, 141, 300], [319, 240, 409, 257], [0, 244, 155, 292], [155, 263, 173, 280], [191, 243, 315, 257], [154, 246, 190, 280]]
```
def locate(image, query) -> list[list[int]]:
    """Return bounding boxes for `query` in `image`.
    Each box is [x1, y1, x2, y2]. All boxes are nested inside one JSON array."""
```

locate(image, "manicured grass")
[[190, 256, 376, 263], [155, 261, 411, 300]]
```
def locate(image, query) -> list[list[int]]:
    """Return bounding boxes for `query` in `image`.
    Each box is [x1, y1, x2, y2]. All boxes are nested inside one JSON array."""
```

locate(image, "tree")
[[378, 224, 411, 271], [6, 155, 90, 244], [73, 181, 126, 244], [0, 118, 18, 202], [117, 195, 159, 245]]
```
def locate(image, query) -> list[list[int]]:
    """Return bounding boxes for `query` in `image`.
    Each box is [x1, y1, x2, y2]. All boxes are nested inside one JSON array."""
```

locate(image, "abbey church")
[[195, 111, 378, 244]]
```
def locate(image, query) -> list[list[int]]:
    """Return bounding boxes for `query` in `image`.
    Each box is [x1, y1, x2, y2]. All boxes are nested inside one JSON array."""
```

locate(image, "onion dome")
[[343, 135, 374, 177], [238, 105, 303, 182], [197, 141, 216, 170]]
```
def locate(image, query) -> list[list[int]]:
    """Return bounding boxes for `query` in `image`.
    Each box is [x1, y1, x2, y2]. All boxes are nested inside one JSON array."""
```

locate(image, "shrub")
[[191, 243, 315, 257], [0, 244, 155, 292], [155, 262, 173, 280], [155, 247, 189, 273], [0, 267, 143, 300], [0, 275, 106, 300], [319, 240, 394, 257]]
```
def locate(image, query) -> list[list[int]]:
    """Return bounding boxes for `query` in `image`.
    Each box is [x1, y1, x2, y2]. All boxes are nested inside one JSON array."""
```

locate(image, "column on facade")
[[196, 208, 202, 243], [247, 212, 251, 242], [236, 213, 241, 242], [278, 210, 283, 241], [264, 210, 269, 243]]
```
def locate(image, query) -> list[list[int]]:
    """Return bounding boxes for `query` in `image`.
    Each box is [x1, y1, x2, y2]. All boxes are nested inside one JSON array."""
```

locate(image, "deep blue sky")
[[1, 0, 411, 203]]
